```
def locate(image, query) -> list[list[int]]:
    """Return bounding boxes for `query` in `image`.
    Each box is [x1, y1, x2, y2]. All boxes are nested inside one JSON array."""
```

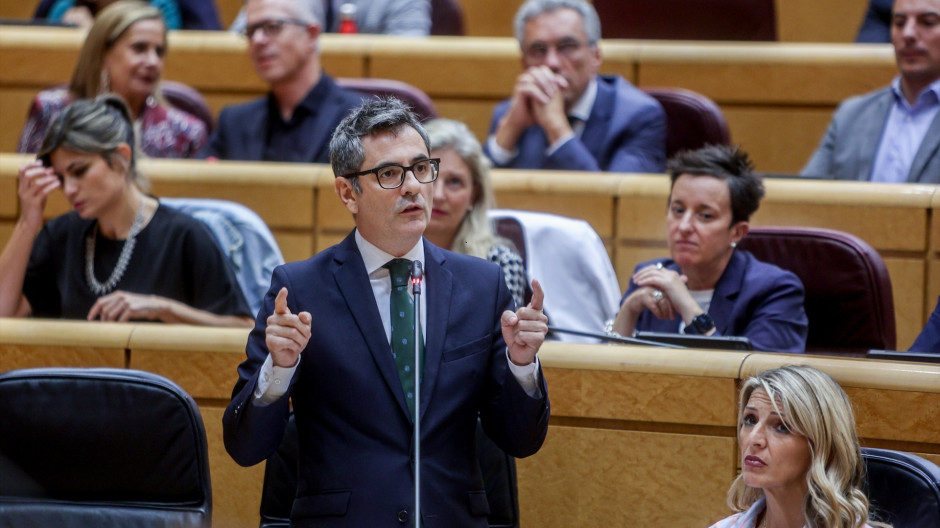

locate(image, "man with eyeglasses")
[[202, 0, 362, 163], [224, 98, 550, 526], [484, 0, 666, 173]]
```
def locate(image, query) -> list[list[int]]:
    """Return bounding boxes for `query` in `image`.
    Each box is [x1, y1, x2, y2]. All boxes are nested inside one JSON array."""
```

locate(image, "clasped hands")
[[264, 280, 549, 369], [497, 66, 572, 147], [613, 263, 702, 336]]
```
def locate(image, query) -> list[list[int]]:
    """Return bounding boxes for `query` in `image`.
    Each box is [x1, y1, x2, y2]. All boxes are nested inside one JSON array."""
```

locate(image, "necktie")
[[384, 258, 424, 418]]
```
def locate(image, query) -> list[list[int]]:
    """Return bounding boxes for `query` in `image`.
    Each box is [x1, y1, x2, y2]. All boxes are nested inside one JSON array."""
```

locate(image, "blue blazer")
[[204, 75, 362, 163], [484, 74, 666, 173], [910, 295, 940, 353], [223, 232, 550, 527], [622, 250, 808, 353]]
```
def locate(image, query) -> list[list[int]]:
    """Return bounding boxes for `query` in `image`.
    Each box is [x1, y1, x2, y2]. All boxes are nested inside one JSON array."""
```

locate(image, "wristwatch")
[[684, 313, 716, 335]]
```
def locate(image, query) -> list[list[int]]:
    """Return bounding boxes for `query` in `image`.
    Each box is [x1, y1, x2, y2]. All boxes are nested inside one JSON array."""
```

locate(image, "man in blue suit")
[[204, 0, 362, 163], [223, 98, 551, 527], [484, 0, 666, 173]]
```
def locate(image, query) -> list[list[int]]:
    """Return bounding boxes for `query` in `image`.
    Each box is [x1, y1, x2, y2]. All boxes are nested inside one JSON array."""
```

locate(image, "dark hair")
[[329, 97, 430, 193], [38, 94, 147, 191], [667, 145, 764, 225]]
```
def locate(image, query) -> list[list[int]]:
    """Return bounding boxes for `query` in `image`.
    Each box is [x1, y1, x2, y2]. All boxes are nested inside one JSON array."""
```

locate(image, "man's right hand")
[[265, 287, 312, 368]]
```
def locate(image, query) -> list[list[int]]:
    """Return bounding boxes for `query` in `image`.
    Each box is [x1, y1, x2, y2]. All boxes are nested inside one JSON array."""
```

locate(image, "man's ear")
[[335, 177, 359, 215]]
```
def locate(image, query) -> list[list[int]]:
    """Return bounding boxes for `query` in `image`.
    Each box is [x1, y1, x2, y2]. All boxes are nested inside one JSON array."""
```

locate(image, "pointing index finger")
[[527, 279, 544, 312]]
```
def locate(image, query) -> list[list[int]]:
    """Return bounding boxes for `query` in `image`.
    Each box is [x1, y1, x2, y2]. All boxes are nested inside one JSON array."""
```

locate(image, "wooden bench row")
[[1, 318, 937, 527], [0, 27, 896, 174], [2, 153, 936, 349]]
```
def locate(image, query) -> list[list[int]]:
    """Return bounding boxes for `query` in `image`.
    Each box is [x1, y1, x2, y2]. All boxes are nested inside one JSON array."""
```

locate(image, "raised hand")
[[265, 287, 312, 368], [17, 160, 60, 229], [501, 279, 548, 366]]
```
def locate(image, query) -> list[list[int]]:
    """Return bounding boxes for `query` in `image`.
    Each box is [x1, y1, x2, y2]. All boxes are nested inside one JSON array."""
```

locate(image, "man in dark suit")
[[203, 0, 362, 163], [223, 98, 551, 527], [483, 0, 666, 173]]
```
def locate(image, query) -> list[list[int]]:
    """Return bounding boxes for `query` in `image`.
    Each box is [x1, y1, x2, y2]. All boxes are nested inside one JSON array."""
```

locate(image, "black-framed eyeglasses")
[[243, 18, 309, 39], [342, 158, 440, 189]]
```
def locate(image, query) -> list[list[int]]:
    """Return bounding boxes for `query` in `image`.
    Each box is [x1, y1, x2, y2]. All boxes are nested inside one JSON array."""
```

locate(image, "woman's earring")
[[731, 241, 737, 248], [99, 70, 111, 93]]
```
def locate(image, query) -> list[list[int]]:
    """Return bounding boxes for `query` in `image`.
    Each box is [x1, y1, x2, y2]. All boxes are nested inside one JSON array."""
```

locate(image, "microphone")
[[410, 260, 423, 295]]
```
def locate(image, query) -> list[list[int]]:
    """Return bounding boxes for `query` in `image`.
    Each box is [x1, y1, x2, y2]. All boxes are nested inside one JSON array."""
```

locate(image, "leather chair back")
[[0, 367, 212, 527], [160, 80, 215, 134], [258, 413, 519, 528], [336, 78, 440, 122], [737, 227, 896, 352], [593, 0, 776, 40], [640, 87, 730, 158], [862, 448, 940, 527], [431, 0, 464, 35]]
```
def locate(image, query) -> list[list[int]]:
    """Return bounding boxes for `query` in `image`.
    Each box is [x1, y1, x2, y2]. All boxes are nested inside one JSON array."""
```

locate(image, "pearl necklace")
[[85, 206, 146, 296]]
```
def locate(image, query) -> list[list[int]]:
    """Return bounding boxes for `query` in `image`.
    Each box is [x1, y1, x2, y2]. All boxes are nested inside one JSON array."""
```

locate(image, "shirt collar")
[[568, 77, 598, 122], [266, 74, 331, 123], [890, 75, 940, 109], [355, 230, 425, 275]]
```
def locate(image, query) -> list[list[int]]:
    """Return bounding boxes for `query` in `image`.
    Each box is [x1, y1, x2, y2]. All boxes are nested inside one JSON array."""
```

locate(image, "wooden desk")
[[2, 319, 937, 527], [0, 27, 895, 173]]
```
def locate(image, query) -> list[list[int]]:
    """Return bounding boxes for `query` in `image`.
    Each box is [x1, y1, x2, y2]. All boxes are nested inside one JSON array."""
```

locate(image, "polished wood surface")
[[0, 27, 895, 173], [1, 319, 937, 527], [0, 153, 935, 349]]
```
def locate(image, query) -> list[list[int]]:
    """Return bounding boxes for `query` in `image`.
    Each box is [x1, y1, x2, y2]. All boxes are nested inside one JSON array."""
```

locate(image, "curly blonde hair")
[[728, 365, 886, 528]]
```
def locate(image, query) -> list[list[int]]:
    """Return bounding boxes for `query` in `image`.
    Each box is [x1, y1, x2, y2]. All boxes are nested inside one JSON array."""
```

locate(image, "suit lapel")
[[909, 112, 940, 182], [857, 91, 894, 180], [419, 242, 450, 422], [579, 77, 614, 160], [240, 99, 268, 161], [333, 233, 413, 419], [708, 251, 746, 335]]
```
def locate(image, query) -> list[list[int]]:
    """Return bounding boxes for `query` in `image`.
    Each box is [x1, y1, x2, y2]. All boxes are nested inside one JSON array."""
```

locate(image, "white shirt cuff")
[[506, 350, 541, 398], [486, 135, 517, 165], [253, 353, 299, 405]]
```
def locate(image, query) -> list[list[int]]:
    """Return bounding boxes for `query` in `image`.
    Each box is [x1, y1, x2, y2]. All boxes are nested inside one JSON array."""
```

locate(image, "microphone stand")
[[409, 260, 423, 528], [547, 325, 684, 348]]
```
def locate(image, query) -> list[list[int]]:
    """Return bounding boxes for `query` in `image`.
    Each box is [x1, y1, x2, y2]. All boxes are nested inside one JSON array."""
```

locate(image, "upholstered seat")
[[641, 87, 731, 158], [336, 78, 440, 122], [862, 448, 940, 527], [0, 367, 212, 527], [431, 0, 464, 35], [593, 0, 776, 41], [160, 80, 215, 134], [738, 226, 896, 352]]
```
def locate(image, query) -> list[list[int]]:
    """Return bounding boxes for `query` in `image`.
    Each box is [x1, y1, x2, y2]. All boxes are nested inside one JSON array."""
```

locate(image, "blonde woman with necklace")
[[0, 95, 251, 326]]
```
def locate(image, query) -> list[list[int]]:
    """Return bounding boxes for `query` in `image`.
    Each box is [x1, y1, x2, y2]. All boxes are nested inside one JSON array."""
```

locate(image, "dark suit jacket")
[[801, 86, 940, 183], [856, 0, 892, 43], [622, 250, 808, 353], [910, 295, 940, 353], [223, 232, 550, 527], [204, 74, 362, 163], [483, 74, 666, 173]]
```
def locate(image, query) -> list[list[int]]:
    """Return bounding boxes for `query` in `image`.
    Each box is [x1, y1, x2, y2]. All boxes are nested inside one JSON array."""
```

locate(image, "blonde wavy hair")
[[729, 365, 888, 528], [425, 118, 508, 259], [68, 0, 166, 101]]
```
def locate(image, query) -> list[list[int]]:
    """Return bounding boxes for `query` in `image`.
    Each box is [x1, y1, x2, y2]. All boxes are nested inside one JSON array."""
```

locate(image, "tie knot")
[[384, 258, 413, 285]]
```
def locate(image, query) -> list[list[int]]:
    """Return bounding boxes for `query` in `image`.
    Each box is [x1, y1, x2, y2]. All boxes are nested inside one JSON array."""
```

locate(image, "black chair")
[[862, 448, 940, 527], [430, 0, 465, 36], [160, 80, 215, 134], [737, 226, 896, 352], [0, 367, 212, 528], [258, 413, 519, 528]]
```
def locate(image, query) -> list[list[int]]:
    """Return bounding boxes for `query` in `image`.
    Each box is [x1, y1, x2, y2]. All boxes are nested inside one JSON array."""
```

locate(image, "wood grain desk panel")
[[199, 405, 265, 528], [0, 318, 130, 370]]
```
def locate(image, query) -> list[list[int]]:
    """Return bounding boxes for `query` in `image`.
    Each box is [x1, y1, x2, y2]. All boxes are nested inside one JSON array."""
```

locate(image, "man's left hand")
[[501, 279, 547, 366]]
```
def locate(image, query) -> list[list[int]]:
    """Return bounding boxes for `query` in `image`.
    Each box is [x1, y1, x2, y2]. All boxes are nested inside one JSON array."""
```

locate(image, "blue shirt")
[[870, 77, 940, 183]]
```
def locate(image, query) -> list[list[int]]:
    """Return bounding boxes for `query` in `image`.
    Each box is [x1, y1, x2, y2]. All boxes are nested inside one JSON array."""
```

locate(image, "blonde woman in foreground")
[[710, 365, 889, 528]]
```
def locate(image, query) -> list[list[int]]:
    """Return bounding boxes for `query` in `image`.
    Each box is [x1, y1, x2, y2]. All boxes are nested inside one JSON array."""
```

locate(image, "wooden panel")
[[1, 88, 40, 153], [635, 43, 896, 105], [776, 0, 869, 43], [130, 348, 244, 400], [0, 172, 17, 217], [847, 387, 940, 446], [884, 258, 926, 351], [435, 98, 504, 144], [494, 192, 614, 238], [151, 182, 316, 229], [0, 344, 125, 371], [200, 405, 265, 528], [722, 106, 835, 174], [274, 232, 316, 264], [517, 426, 735, 527]]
